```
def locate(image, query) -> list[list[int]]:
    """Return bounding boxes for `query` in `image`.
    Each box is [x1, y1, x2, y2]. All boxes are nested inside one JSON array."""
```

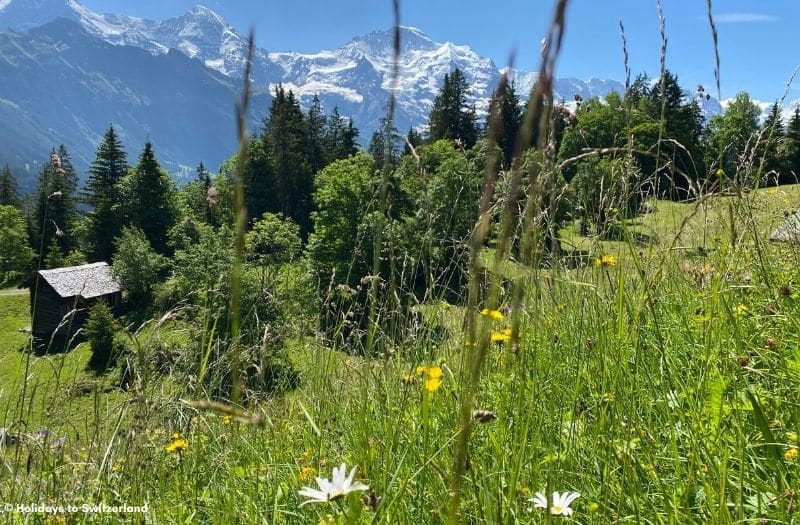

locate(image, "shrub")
[[84, 301, 118, 372]]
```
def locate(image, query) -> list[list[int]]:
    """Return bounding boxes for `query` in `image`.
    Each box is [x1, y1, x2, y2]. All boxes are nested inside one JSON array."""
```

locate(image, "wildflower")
[[111, 459, 125, 473], [165, 433, 189, 454], [785, 447, 798, 461], [596, 255, 617, 267], [300, 466, 317, 482], [480, 308, 505, 321], [298, 463, 369, 505], [51, 436, 67, 448], [424, 376, 442, 393], [222, 415, 233, 426], [426, 366, 442, 379], [530, 491, 580, 516], [491, 331, 510, 343], [736, 304, 749, 316], [402, 373, 416, 383], [415, 366, 443, 392]]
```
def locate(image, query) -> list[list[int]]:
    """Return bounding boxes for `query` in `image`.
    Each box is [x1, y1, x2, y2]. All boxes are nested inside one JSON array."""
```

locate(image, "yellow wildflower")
[[736, 304, 749, 316], [426, 366, 443, 379], [480, 308, 504, 321], [596, 255, 618, 267], [424, 376, 442, 392], [165, 434, 189, 454], [300, 466, 317, 482], [491, 331, 510, 343], [786, 447, 798, 461], [222, 415, 233, 426], [402, 373, 416, 383]]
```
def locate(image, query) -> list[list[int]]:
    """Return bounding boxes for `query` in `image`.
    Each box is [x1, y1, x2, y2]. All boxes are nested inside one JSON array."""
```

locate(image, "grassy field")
[[2, 187, 800, 523]]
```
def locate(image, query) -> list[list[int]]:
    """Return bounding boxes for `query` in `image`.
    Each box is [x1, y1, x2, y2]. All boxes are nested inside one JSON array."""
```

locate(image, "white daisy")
[[298, 463, 369, 506], [530, 490, 580, 516]]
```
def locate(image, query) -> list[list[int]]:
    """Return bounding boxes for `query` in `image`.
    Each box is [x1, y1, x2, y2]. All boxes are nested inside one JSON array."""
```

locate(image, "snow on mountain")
[[0, 0, 632, 140]]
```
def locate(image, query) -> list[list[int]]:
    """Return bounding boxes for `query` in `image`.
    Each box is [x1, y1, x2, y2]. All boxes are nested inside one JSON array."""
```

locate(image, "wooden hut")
[[31, 262, 122, 341]]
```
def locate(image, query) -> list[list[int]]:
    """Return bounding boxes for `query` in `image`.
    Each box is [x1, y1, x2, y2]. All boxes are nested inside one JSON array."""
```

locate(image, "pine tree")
[[82, 125, 128, 262], [307, 95, 328, 174], [31, 145, 79, 255], [428, 68, 478, 148], [759, 102, 786, 184], [0, 164, 20, 207], [264, 85, 313, 235], [121, 141, 177, 255], [404, 127, 422, 156], [368, 117, 401, 171], [785, 108, 800, 182], [324, 106, 359, 162], [487, 81, 523, 167], [242, 139, 274, 224]]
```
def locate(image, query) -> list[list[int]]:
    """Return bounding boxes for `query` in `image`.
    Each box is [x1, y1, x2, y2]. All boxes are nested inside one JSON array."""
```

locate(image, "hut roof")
[[38, 262, 122, 300], [769, 210, 800, 243]]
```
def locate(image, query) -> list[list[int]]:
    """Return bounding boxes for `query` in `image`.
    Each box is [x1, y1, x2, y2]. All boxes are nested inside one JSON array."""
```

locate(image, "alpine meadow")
[[3, 0, 800, 523]]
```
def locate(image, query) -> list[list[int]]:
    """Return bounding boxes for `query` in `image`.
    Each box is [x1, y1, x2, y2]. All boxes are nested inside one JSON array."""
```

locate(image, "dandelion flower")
[[424, 376, 442, 392], [298, 463, 369, 505], [491, 331, 510, 343], [785, 447, 798, 461], [596, 255, 617, 267], [530, 491, 580, 516], [480, 308, 505, 321], [165, 434, 189, 454], [426, 366, 443, 379]]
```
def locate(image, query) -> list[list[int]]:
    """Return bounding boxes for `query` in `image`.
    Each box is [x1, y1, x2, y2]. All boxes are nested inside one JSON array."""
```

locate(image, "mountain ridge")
[[7, 0, 784, 191]]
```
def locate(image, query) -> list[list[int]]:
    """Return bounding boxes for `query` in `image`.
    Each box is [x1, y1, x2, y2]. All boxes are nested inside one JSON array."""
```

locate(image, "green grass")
[[0, 293, 127, 449], [2, 189, 800, 523]]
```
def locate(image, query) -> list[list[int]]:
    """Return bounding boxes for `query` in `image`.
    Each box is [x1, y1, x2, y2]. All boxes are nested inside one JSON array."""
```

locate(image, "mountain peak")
[[186, 5, 227, 26], [348, 25, 437, 56]]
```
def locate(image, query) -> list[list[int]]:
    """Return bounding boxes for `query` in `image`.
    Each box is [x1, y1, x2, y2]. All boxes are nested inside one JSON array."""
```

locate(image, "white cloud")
[[714, 13, 780, 24]]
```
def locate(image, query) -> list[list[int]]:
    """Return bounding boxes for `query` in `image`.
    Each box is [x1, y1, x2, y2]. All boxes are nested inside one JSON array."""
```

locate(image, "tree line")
[[1, 70, 797, 293]]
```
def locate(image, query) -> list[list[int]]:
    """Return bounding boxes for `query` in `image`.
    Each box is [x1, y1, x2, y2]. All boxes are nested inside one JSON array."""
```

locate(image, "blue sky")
[[79, 0, 800, 102]]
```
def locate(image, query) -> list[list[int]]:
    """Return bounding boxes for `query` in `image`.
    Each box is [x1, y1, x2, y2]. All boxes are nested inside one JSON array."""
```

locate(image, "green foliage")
[[84, 301, 118, 372], [0, 164, 20, 207], [81, 125, 128, 262], [120, 141, 178, 255], [784, 108, 800, 182], [112, 226, 168, 306], [572, 155, 642, 237], [396, 139, 483, 297], [428, 68, 479, 148], [367, 117, 402, 172], [487, 81, 523, 168], [757, 102, 787, 184], [245, 212, 302, 267], [307, 153, 377, 289], [0, 204, 34, 283], [172, 222, 234, 303], [707, 91, 761, 184], [30, 145, 79, 255], [558, 93, 628, 181], [264, 85, 314, 236], [324, 106, 359, 162]]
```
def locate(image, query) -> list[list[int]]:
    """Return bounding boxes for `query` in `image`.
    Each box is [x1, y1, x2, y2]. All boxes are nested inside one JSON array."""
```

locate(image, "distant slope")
[[0, 17, 267, 190]]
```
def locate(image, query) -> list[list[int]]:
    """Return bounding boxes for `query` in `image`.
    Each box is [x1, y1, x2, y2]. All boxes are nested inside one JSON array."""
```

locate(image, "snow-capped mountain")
[[0, 0, 626, 138]]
